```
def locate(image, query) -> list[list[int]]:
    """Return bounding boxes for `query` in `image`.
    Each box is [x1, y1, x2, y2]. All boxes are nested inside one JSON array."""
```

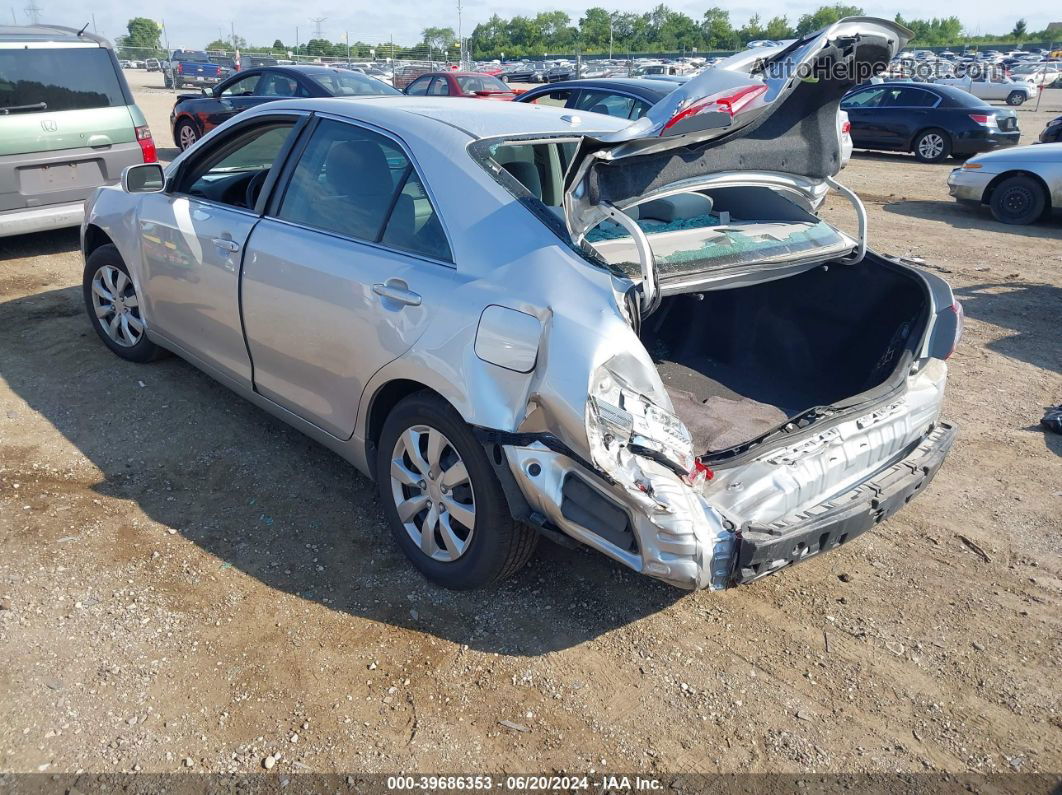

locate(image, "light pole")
[[609, 15, 614, 59]]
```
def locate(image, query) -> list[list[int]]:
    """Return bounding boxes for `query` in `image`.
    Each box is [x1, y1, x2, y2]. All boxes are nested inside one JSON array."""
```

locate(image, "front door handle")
[[212, 237, 240, 253], [372, 280, 422, 307]]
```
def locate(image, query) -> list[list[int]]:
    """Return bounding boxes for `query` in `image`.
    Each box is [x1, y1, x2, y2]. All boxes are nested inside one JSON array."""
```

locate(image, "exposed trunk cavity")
[[639, 260, 929, 455]]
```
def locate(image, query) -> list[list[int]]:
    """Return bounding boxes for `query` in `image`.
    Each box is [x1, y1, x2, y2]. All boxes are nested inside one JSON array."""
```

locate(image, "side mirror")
[[122, 163, 166, 193], [202, 87, 212, 96]]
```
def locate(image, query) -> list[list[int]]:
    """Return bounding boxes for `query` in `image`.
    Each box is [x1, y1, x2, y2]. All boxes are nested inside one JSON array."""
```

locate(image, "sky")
[[11, 0, 1055, 50]]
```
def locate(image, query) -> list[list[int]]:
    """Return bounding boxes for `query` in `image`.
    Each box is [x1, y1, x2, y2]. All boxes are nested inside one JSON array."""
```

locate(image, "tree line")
[[115, 9, 1058, 62]]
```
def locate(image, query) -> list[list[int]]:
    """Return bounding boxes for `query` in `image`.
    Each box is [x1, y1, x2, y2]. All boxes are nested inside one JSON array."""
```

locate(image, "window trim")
[[168, 112, 311, 217], [264, 111, 456, 268]]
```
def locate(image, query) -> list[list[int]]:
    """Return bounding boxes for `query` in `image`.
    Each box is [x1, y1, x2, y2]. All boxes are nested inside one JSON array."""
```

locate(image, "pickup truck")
[[934, 74, 1035, 105], [163, 50, 223, 89]]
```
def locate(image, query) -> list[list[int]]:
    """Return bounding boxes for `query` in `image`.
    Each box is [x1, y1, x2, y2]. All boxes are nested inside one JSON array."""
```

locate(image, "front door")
[[240, 115, 457, 438], [136, 115, 302, 386]]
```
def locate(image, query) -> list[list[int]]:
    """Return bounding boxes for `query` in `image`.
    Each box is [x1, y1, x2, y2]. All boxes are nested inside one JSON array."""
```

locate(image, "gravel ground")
[[0, 72, 1060, 777]]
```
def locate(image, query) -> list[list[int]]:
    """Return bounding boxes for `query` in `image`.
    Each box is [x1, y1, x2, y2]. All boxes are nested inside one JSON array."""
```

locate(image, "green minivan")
[[0, 25, 157, 238]]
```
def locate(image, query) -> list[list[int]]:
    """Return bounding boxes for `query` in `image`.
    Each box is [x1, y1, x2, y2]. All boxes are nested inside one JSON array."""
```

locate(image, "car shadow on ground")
[[0, 228, 80, 262], [0, 286, 684, 656], [883, 199, 1062, 239], [953, 281, 1062, 374]]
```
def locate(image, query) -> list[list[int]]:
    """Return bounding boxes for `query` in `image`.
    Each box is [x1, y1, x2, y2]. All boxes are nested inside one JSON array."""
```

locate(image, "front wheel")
[[913, 129, 951, 163], [376, 392, 537, 589], [1006, 91, 1026, 106], [175, 119, 199, 151], [989, 174, 1047, 225], [83, 245, 166, 363]]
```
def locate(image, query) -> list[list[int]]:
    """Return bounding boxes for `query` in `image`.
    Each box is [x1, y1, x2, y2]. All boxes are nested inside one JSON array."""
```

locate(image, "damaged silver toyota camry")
[[81, 18, 960, 590]]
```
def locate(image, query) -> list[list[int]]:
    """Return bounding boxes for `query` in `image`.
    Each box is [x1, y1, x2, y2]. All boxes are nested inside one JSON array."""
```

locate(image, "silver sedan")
[[948, 142, 1062, 224], [81, 18, 961, 591]]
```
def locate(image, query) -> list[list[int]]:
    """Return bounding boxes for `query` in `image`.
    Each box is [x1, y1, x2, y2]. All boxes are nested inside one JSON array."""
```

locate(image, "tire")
[[376, 392, 537, 589], [912, 128, 952, 163], [1006, 91, 1026, 106], [989, 174, 1047, 225], [82, 245, 166, 363], [175, 119, 199, 151]]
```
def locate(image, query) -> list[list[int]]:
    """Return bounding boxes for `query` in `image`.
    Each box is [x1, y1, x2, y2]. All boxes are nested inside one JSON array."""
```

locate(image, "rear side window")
[[277, 118, 451, 261], [0, 47, 125, 112]]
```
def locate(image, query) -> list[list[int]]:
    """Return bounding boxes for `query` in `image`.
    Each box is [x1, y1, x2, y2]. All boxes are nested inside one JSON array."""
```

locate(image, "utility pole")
[[230, 20, 236, 50], [609, 15, 614, 59], [345, 31, 349, 62], [295, 26, 299, 58], [24, 0, 41, 25], [457, 0, 462, 68], [90, 12, 96, 33]]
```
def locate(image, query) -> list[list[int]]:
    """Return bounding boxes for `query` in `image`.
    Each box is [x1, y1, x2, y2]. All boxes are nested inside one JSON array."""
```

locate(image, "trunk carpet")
[[656, 358, 790, 453]]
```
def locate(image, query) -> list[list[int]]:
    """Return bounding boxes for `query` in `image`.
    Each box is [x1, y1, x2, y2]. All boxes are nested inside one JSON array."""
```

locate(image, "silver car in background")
[[80, 18, 961, 591], [948, 143, 1062, 225]]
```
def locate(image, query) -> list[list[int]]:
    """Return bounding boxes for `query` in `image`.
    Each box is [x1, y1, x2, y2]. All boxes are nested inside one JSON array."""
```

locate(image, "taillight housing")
[[968, 113, 997, 127], [135, 124, 157, 163], [841, 120, 852, 135], [177, 62, 184, 75], [662, 83, 768, 135]]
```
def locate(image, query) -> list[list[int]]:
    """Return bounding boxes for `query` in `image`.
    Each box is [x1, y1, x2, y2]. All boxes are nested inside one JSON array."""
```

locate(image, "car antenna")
[[77, 22, 90, 36]]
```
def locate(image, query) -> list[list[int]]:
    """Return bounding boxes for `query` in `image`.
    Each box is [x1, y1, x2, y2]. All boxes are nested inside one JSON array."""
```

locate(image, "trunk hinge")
[[601, 202, 661, 316], [825, 176, 867, 265]]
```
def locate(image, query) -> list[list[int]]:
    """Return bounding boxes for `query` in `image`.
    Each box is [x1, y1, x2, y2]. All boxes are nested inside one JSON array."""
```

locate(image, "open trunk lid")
[[562, 17, 910, 305]]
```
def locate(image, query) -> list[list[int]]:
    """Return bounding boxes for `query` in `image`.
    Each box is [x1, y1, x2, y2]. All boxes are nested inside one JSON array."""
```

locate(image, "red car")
[[402, 71, 518, 101]]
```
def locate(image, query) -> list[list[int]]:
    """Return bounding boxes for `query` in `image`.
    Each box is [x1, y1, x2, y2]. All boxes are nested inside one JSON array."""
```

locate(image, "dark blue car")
[[514, 78, 675, 121], [840, 82, 1020, 163]]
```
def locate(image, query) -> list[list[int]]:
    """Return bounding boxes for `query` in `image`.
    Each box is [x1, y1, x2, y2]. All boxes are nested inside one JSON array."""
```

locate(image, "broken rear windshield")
[[478, 139, 853, 279]]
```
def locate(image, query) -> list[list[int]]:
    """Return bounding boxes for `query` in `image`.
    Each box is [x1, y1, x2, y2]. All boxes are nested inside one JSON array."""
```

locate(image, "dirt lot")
[[1, 72, 1060, 777]]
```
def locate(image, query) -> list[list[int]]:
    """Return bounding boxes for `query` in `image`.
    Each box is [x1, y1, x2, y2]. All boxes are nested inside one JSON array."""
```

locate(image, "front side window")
[[221, 74, 261, 97], [840, 87, 886, 109], [527, 89, 572, 107], [276, 118, 451, 261], [0, 47, 125, 112], [405, 76, 430, 95], [427, 77, 450, 96], [180, 122, 295, 208]]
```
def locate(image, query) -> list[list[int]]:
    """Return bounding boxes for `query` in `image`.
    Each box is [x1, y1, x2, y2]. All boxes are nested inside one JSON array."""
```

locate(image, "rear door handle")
[[372, 280, 421, 307], [212, 237, 240, 253]]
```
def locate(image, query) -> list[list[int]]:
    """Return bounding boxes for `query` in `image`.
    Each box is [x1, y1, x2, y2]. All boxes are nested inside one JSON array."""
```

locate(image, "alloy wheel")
[[90, 265, 144, 348], [178, 124, 198, 149], [389, 424, 476, 563], [918, 133, 944, 160]]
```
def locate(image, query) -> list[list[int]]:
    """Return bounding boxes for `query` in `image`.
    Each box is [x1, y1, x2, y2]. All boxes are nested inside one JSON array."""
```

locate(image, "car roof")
[[0, 24, 110, 47], [253, 96, 630, 140], [523, 77, 673, 99]]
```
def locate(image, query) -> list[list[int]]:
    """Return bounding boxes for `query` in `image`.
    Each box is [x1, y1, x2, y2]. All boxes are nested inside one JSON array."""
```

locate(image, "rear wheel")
[[1006, 91, 1026, 106], [175, 119, 199, 151], [82, 245, 166, 363], [989, 174, 1047, 225], [913, 129, 951, 163], [375, 392, 537, 589]]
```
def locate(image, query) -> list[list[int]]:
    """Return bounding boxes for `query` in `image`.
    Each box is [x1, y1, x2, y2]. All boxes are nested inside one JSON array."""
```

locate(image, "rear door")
[[135, 114, 305, 386], [240, 114, 457, 438]]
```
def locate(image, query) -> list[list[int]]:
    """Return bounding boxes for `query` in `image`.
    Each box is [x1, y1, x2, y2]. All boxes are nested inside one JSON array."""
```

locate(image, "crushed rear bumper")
[[734, 421, 956, 583]]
